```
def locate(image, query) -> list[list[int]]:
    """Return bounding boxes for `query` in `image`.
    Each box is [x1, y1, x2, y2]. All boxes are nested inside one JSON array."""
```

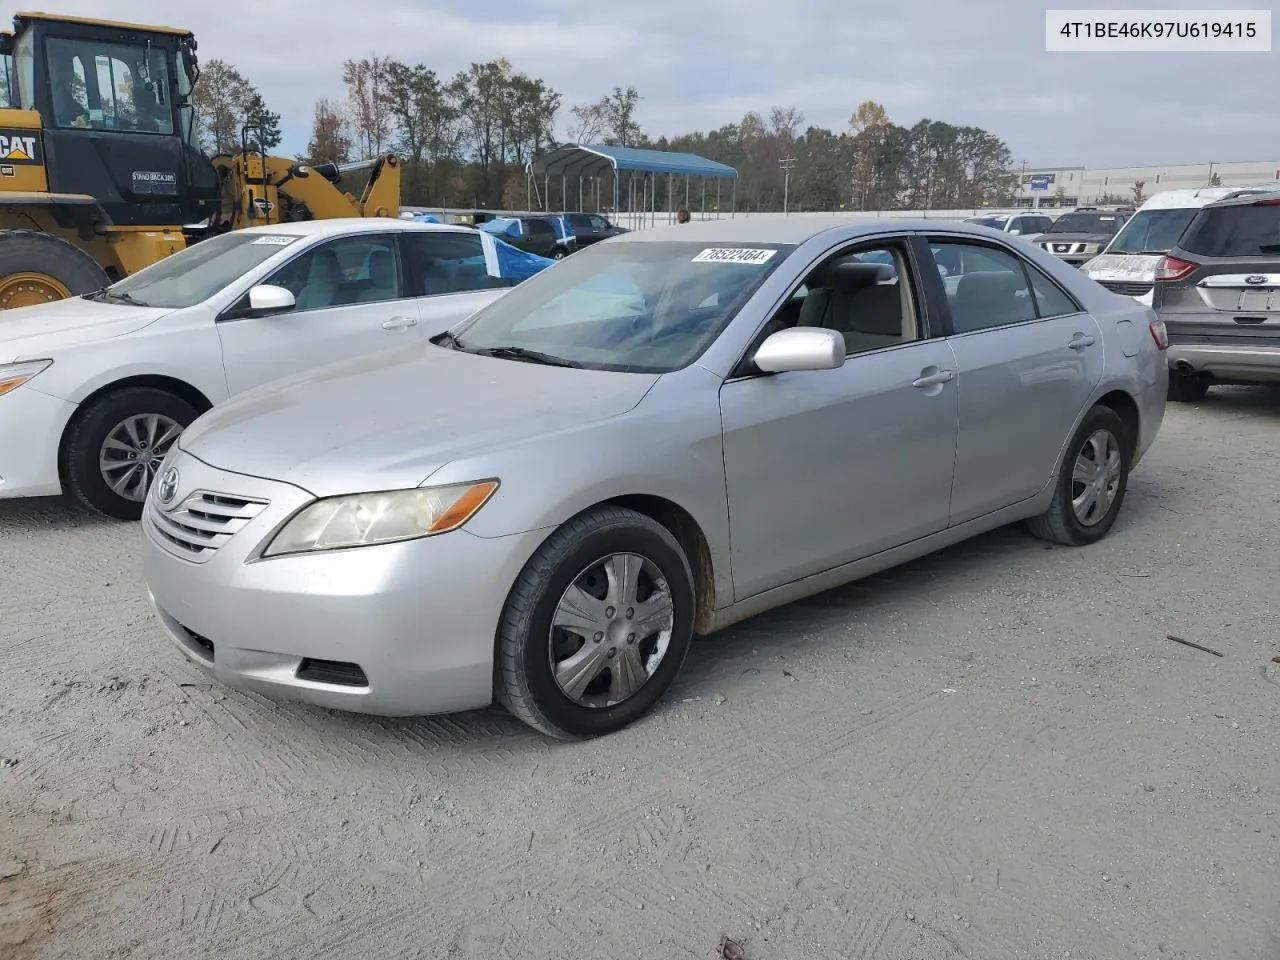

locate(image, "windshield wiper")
[[475, 346, 581, 368], [88, 289, 148, 306], [430, 330, 468, 350]]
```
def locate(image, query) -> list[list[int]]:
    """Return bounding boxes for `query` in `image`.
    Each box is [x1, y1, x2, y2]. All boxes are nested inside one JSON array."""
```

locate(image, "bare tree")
[[1131, 179, 1146, 205], [343, 55, 394, 158], [566, 101, 607, 144], [307, 97, 352, 164], [191, 59, 253, 154]]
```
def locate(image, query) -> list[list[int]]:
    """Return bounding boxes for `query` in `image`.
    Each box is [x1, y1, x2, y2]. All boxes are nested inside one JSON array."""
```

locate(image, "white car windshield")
[[90, 232, 305, 309], [443, 240, 791, 373]]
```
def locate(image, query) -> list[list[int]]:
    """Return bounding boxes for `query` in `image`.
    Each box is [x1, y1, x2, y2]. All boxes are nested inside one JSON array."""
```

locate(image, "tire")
[[0, 230, 110, 309], [496, 505, 696, 740], [552, 250, 566, 260], [62, 388, 198, 520], [1167, 371, 1209, 403], [1027, 405, 1131, 547]]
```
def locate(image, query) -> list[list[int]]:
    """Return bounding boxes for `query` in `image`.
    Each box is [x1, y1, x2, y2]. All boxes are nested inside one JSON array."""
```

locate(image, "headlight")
[[0, 359, 52, 397], [261, 480, 499, 557]]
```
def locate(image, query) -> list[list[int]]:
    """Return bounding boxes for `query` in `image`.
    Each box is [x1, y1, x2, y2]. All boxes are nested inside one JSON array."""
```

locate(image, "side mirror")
[[753, 327, 845, 374], [247, 284, 295, 316]]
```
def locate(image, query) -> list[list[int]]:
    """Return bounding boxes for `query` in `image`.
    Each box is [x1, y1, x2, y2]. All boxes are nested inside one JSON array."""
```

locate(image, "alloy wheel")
[[1071, 428, 1122, 526], [98, 413, 183, 503]]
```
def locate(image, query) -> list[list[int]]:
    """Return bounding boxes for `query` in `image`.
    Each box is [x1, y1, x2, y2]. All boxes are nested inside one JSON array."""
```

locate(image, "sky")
[[45, 0, 1280, 168]]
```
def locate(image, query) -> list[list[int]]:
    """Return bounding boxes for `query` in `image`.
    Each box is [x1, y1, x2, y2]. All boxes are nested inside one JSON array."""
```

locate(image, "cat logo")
[[0, 133, 39, 163]]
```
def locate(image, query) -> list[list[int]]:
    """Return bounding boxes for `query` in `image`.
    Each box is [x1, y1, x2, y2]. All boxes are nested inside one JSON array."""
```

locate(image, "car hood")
[[1081, 253, 1163, 282], [0, 297, 169, 360], [179, 344, 660, 497], [1039, 233, 1112, 245]]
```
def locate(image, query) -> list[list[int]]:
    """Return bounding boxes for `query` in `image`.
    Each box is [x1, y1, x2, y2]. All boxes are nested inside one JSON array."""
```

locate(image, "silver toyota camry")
[[140, 217, 1168, 740]]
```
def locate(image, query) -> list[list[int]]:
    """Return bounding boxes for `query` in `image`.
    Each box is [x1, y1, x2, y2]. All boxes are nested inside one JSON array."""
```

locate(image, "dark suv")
[[508, 215, 578, 259], [563, 212, 629, 246], [1154, 190, 1280, 401], [1036, 209, 1131, 267]]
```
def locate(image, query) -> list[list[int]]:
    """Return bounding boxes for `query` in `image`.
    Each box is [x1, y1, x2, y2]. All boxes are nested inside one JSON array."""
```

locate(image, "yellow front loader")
[[0, 11, 399, 309]]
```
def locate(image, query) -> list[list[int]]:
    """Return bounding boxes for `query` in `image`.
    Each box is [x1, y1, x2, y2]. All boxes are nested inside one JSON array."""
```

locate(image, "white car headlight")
[[0, 359, 52, 397], [261, 480, 499, 557]]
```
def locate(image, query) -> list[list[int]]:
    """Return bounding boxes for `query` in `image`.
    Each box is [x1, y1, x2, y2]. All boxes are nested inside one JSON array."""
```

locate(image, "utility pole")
[[779, 157, 796, 215]]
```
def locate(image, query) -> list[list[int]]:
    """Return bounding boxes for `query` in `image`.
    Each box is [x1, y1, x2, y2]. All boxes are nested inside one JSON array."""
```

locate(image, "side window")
[[1025, 265, 1080, 318], [526, 219, 555, 237], [772, 242, 918, 356], [589, 215, 610, 230], [929, 242, 1036, 334], [265, 235, 400, 312], [402, 231, 509, 295]]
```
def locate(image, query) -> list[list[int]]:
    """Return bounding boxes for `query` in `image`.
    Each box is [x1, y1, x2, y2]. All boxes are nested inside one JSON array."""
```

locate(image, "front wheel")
[[496, 506, 695, 740], [1027, 405, 1130, 546], [62, 388, 197, 520]]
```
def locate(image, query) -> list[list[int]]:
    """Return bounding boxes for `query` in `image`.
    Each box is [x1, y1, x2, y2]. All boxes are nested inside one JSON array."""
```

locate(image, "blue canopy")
[[532, 144, 739, 181]]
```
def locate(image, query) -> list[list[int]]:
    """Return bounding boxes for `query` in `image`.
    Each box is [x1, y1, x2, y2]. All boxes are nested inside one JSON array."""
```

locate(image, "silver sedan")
[[140, 217, 1169, 739]]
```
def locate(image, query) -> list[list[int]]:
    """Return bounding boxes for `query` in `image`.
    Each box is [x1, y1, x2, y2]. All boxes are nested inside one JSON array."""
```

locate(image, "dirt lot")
[[2, 389, 1278, 960]]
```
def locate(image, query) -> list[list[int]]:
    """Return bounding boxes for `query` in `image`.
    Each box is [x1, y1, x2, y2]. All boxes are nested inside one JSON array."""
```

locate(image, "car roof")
[[233, 218, 476, 240], [613, 215, 1020, 246], [1201, 188, 1280, 210], [1134, 185, 1278, 212]]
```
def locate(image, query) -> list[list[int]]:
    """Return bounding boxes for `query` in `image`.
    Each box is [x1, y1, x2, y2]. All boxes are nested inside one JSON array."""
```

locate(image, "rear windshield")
[[1047, 213, 1125, 235], [967, 217, 1007, 229], [1105, 208, 1198, 255], [1179, 204, 1280, 258]]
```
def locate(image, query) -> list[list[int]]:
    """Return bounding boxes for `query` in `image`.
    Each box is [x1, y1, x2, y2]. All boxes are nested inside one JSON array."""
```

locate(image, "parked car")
[[481, 215, 578, 259], [1153, 190, 1280, 401], [141, 216, 1167, 740], [1037, 209, 1131, 266], [964, 212, 1054, 242], [0, 218, 546, 519], [1083, 186, 1280, 306], [563, 212, 630, 247]]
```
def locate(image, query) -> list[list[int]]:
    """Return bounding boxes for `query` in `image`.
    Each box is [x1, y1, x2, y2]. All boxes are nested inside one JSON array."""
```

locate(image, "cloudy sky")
[[51, 0, 1279, 168]]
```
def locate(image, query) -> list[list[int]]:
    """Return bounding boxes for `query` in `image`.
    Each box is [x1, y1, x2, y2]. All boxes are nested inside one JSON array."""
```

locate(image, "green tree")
[[191, 58, 252, 154], [242, 90, 282, 152]]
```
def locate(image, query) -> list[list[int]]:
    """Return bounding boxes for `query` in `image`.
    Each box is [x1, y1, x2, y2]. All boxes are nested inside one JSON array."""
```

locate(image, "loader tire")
[[0, 230, 111, 309]]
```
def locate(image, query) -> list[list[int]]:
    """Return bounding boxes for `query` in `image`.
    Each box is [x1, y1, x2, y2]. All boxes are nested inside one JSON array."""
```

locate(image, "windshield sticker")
[[250, 235, 298, 245], [1099, 216, 1116, 221], [692, 247, 778, 265]]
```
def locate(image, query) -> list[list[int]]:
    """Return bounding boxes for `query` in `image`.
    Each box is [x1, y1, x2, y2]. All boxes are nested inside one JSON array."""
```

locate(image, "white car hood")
[[0, 298, 169, 360], [1081, 253, 1162, 306]]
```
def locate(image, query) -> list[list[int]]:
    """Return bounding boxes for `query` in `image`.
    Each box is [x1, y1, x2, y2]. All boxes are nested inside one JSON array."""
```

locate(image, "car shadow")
[[1191, 385, 1280, 421], [0, 495, 121, 534]]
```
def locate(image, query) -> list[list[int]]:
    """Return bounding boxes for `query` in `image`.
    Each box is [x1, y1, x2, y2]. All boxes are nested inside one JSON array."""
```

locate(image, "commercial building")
[[1012, 159, 1280, 208]]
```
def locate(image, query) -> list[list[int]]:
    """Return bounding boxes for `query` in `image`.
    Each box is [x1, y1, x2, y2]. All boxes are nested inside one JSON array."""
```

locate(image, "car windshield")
[[1104, 208, 1199, 254], [968, 217, 1008, 229], [95, 231, 304, 309], [1179, 203, 1280, 258], [1047, 213, 1123, 235], [448, 240, 791, 373]]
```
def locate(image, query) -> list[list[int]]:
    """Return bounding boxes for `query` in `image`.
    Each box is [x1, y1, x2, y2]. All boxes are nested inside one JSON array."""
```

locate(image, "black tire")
[[1167, 371, 1209, 403], [1027, 405, 1131, 547], [62, 387, 198, 520], [551, 250, 566, 260], [496, 505, 696, 740], [0, 230, 110, 308]]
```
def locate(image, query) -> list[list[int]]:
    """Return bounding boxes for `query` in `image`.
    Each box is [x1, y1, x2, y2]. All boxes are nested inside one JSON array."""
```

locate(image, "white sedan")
[[0, 218, 527, 519]]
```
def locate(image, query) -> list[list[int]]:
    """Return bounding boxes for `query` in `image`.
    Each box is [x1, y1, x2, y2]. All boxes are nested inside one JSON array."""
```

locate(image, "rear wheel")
[[0, 230, 110, 309], [62, 388, 197, 520], [1167, 371, 1209, 402], [1027, 405, 1130, 546], [496, 506, 695, 740]]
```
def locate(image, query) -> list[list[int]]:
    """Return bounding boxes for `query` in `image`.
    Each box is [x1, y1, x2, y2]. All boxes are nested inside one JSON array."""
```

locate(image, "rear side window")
[[1180, 204, 1280, 258]]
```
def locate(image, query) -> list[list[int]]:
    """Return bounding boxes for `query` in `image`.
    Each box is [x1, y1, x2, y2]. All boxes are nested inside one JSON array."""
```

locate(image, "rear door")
[[921, 235, 1105, 525], [1155, 199, 1280, 361], [217, 233, 418, 395], [399, 229, 513, 338]]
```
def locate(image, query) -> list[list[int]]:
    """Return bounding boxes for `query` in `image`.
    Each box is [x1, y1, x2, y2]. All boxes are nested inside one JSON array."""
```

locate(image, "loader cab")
[[6, 13, 220, 226], [0, 32, 13, 107]]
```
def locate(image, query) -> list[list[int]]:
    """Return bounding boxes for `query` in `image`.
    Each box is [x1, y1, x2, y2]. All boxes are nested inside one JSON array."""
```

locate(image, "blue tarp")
[[479, 218, 522, 240], [475, 234, 555, 280], [409, 213, 440, 223]]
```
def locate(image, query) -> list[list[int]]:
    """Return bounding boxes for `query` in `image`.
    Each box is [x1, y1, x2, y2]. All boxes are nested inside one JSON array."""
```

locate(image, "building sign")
[[1024, 173, 1055, 190]]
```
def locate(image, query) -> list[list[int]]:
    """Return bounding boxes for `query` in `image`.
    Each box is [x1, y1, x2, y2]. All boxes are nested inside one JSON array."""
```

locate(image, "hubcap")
[[1071, 428, 1122, 527], [99, 413, 183, 503], [0, 272, 73, 309], [548, 552, 675, 708]]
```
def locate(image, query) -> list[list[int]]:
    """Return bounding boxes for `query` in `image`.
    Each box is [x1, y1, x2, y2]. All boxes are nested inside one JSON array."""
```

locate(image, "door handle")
[[382, 316, 419, 331], [1068, 332, 1096, 349], [911, 369, 954, 388]]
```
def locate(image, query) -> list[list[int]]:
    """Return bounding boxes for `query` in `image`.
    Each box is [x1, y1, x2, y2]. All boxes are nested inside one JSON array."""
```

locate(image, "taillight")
[[1149, 318, 1169, 351], [1253, 198, 1280, 206], [1154, 255, 1196, 282]]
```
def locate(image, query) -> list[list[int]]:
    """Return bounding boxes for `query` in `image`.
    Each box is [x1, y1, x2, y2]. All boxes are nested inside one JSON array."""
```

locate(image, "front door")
[[924, 238, 1105, 525], [719, 238, 959, 600], [217, 233, 418, 395], [398, 229, 516, 339]]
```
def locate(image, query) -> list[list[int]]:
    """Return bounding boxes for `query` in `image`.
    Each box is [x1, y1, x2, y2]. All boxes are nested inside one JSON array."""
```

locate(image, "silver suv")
[[1154, 190, 1280, 401], [964, 212, 1054, 241]]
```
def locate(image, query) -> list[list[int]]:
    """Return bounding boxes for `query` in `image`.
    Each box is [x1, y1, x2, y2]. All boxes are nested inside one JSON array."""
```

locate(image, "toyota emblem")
[[157, 467, 179, 505], [1244, 275, 1267, 285]]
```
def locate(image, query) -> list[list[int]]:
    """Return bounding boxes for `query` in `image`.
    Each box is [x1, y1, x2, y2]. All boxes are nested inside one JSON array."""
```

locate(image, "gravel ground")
[[2, 389, 1279, 960]]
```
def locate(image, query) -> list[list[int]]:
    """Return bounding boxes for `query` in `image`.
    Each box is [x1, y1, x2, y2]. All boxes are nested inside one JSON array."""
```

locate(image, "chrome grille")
[[148, 490, 269, 562], [1098, 280, 1153, 297]]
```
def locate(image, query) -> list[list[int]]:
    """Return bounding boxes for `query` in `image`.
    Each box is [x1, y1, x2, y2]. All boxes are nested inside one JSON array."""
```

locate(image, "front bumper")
[[0, 385, 76, 498], [140, 450, 551, 717]]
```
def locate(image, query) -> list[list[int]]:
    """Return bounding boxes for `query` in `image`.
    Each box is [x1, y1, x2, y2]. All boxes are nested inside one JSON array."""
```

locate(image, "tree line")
[[192, 57, 1020, 212]]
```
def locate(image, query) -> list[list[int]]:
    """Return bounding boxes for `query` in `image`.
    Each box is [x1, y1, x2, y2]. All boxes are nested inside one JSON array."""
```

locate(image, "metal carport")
[[528, 144, 739, 228]]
